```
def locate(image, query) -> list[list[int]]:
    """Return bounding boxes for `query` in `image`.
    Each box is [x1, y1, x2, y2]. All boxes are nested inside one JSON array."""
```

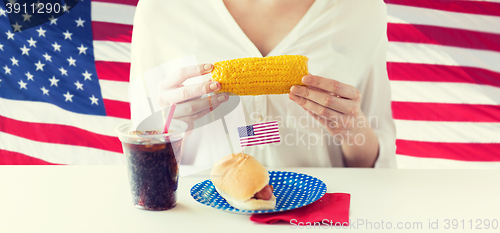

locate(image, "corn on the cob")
[[211, 55, 309, 96]]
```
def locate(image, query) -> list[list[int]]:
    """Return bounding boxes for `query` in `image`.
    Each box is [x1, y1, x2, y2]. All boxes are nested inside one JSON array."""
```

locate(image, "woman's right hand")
[[157, 64, 222, 106], [157, 63, 229, 133]]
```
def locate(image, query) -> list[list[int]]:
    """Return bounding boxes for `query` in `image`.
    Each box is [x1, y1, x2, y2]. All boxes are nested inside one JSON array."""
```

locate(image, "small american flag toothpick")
[[238, 121, 280, 147]]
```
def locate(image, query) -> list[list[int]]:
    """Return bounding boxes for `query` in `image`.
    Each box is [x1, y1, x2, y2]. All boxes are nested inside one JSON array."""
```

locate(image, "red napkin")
[[250, 193, 350, 225]]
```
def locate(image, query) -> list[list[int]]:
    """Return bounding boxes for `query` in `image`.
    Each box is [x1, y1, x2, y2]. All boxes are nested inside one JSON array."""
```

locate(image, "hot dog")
[[253, 185, 273, 200], [210, 153, 276, 210]]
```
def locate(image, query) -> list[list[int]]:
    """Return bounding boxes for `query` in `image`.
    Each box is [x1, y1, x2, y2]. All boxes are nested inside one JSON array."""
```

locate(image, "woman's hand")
[[157, 64, 229, 135], [289, 74, 379, 167], [157, 64, 223, 107]]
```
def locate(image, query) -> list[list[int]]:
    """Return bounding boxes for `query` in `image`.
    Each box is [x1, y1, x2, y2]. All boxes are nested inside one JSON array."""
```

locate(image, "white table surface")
[[1, 166, 499, 233]]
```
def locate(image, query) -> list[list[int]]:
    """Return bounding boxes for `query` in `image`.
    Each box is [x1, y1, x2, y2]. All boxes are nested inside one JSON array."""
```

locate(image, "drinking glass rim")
[[115, 119, 188, 139]]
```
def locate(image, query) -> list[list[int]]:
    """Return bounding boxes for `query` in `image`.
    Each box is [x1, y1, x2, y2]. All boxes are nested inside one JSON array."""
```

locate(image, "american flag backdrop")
[[0, 0, 135, 165], [0, 0, 499, 167], [385, 0, 500, 168]]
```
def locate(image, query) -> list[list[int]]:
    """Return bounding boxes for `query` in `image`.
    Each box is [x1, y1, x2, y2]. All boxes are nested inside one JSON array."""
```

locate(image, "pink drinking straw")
[[163, 102, 176, 134]]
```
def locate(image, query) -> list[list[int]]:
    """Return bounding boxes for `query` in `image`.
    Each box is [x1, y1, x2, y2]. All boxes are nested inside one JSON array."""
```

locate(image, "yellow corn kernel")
[[211, 55, 309, 96]]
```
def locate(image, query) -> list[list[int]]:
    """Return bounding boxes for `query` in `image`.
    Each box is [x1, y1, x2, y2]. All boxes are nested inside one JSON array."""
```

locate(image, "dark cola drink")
[[122, 137, 183, 210], [116, 121, 187, 211]]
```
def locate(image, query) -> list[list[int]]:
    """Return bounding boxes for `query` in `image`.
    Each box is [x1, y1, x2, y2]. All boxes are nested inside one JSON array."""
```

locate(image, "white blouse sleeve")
[[359, 1, 397, 168]]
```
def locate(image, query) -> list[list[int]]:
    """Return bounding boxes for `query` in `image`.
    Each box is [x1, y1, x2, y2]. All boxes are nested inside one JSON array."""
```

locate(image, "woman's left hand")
[[288, 74, 366, 143], [290, 74, 380, 167]]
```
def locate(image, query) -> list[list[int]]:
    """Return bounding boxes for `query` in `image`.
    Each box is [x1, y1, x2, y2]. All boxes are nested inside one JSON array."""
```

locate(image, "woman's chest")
[[222, 0, 315, 57]]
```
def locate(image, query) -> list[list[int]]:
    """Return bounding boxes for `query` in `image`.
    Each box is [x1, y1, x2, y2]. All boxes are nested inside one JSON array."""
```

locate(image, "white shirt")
[[130, 0, 397, 168]]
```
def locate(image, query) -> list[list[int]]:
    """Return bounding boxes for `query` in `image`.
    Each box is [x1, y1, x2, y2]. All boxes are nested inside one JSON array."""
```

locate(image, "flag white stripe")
[[395, 120, 500, 143], [387, 43, 500, 73], [387, 4, 500, 34], [240, 133, 280, 141], [91, 2, 136, 25], [241, 141, 280, 146], [390, 81, 500, 104], [241, 140, 280, 146], [254, 128, 279, 133], [241, 140, 281, 147], [93, 41, 131, 63], [240, 135, 280, 143], [241, 136, 280, 143], [0, 99, 127, 137], [254, 124, 278, 130], [99, 80, 129, 102], [0, 132, 125, 165], [397, 155, 500, 169]]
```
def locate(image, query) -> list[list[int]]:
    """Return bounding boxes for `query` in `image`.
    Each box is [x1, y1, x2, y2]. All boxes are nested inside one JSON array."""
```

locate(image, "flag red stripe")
[[242, 140, 281, 147], [392, 102, 500, 122], [396, 140, 500, 162], [388, 23, 500, 53], [254, 123, 278, 128], [91, 0, 139, 6], [92, 22, 133, 43], [103, 99, 130, 119], [95, 61, 130, 82], [384, 0, 500, 17], [0, 149, 63, 165], [0, 115, 123, 153], [387, 62, 500, 88]]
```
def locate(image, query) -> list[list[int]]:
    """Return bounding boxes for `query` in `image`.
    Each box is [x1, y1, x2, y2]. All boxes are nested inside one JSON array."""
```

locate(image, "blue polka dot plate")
[[190, 171, 327, 214]]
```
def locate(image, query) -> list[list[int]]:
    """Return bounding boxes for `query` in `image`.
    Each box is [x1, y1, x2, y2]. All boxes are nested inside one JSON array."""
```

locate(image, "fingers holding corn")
[[155, 63, 227, 138], [289, 74, 366, 140], [157, 64, 221, 108], [211, 55, 309, 96], [173, 93, 228, 119]]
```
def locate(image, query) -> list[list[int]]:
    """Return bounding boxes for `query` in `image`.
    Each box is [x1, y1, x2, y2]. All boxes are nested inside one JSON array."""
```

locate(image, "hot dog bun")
[[210, 153, 276, 210]]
